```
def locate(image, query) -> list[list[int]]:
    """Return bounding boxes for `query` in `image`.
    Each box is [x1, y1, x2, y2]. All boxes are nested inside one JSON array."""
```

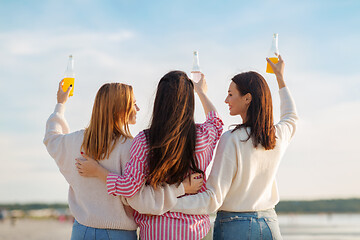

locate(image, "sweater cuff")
[[106, 173, 118, 196], [174, 183, 185, 197], [278, 86, 289, 95], [54, 103, 66, 116]]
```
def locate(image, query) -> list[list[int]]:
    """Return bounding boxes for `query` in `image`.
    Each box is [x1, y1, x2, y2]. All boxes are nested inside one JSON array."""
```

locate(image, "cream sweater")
[[44, 103, 184, 229], [171, 87, 298, 214]]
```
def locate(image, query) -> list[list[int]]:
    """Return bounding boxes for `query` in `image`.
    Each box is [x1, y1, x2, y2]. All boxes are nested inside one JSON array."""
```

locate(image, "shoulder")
[[217, 130, 237, 149], [133, 130, 148, 144], [112, 136, 133, 152], [66, 129, 85, 141], [122, 137, 133, 148], [220, 130, 233, 142], [130, 130, 149, 153], [214, 130, 240, 160]]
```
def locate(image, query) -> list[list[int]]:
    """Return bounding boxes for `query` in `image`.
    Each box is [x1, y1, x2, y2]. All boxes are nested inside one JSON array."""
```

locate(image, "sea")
[[278, 213, 360, 240]]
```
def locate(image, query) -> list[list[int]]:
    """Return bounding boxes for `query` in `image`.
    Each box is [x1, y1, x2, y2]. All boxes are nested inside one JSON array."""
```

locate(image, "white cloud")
[[0, 30, 135, 56]]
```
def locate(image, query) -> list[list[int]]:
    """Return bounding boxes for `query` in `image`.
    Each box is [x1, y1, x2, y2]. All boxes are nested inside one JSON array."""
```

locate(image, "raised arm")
[[267, 55, 299, 142], [43, 80, 73, 168], [193, 73, 217, 116]]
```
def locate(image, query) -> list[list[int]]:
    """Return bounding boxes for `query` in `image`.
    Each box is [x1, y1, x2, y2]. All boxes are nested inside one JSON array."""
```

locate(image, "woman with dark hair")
[[77, 71, 223, 239], [170, 55, 298, 239]]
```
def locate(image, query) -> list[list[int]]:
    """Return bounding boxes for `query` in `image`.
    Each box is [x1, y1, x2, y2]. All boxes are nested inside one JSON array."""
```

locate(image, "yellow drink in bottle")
[[266, 33, 279, 74], [266, 57, 279, 73], [62, 77, 75, 96], [62, 55, 75, 96]]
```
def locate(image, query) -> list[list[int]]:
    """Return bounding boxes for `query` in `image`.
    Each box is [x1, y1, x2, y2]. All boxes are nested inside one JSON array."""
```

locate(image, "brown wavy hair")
[[81, 83, 134, 160], [231, 71, 276, 150], [146, 71, 203, 187]]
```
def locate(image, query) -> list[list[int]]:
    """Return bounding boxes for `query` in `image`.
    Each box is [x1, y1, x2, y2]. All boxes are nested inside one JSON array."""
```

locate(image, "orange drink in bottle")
[[266, 57, 279, 73], [62, 55, 75, 96], [266, 34, 279, 74]]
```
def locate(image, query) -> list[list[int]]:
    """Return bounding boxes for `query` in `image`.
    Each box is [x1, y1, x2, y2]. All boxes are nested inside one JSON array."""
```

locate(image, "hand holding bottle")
[[266, 33, 279, 74], [62, 55, 75, 96], [57, 79, 72, 104], [191, 51, 201, 82], [192, 73, 207, 94], [266, 54, 286, 89]]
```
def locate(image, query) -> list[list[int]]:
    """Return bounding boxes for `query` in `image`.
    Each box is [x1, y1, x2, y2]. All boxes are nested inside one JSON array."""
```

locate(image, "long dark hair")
[[146, 71, 203, 187], [231, 71, 276, 150]]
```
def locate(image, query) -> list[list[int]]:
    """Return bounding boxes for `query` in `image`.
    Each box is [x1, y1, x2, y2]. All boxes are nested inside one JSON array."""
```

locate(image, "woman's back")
[[44, 105, 137, 230], [122, 110, 223, 240], [216, 114, 294, 212], [171, 85, 298, 215], [44, 81, 139, 233]]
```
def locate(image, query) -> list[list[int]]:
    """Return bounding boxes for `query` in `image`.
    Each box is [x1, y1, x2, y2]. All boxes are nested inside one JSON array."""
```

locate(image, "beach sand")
[[0, 218, 213, 240], [0, 218, 73, 240], [1, 214, 359, 240]]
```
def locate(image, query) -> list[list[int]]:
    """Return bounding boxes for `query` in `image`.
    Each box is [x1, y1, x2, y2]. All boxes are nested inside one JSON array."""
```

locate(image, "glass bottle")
[[266, 33, 279, 74], [62, 55, 75, 96], [191, 51, 201, 82]]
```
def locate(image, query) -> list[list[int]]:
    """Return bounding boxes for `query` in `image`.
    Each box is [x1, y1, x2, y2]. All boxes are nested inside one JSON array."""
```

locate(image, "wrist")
[[97, 167, 109, 182], [57, 99, 66, 104], [196, 90, 207, 97], [275, 74, 283, 81]]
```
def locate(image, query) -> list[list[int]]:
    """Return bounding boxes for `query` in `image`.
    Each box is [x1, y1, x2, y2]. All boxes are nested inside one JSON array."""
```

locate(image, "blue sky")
[[0, 0, 359, 203]]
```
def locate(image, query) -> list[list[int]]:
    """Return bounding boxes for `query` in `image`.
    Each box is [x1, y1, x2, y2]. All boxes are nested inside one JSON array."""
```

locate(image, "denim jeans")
[[71, 219, 137, 240], [213, 209, 282, 240]]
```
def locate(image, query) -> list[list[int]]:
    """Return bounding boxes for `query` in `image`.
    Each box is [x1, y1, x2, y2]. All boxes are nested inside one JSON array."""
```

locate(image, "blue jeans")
[[71, 220, 137, 240], [213, 209, 282, 240]]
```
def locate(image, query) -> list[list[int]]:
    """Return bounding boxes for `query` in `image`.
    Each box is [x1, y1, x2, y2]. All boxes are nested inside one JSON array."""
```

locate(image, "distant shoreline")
[[1, 198, 360, 214]]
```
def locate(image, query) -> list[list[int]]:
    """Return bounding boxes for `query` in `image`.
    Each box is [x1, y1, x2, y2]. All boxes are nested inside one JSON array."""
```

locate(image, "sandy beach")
[[1, 214, 360, 240], [0, 218, 73, 240]]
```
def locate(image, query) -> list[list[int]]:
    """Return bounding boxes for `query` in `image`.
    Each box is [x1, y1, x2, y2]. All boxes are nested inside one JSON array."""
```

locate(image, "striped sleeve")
[[195, 111, 223, 168], [107, 131, 149, 198]]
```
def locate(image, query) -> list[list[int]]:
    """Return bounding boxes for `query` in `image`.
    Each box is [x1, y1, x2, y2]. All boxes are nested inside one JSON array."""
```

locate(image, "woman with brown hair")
[[44, 80, 201, 240], [170, 56, 298, 239], [77, 70, 223, 239]]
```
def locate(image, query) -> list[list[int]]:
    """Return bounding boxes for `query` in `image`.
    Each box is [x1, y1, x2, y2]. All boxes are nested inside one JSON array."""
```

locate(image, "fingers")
[[193, 178, 203, 193], [278, 54, 283, 62], [75, 159, 82, 168], [65, 85, 72, 95], [190, 173, 203, 179], [199, 73, 205, 82], [59, 79, 64, 90], [75, 158, 87, 176], [266, 57, 276, 68], [80, 152, 91, 161]]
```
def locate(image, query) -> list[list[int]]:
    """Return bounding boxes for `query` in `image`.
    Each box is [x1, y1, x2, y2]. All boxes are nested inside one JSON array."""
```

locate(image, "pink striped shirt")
[[107, 111, 223, 240]]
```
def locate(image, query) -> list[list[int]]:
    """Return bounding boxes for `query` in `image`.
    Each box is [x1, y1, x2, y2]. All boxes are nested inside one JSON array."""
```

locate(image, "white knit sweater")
[[171, 87, 298, 214], [44, 103, 184, 229]]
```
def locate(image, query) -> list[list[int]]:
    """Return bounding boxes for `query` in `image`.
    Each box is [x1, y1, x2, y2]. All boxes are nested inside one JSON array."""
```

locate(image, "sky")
[[0, 0, 359, 203]]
